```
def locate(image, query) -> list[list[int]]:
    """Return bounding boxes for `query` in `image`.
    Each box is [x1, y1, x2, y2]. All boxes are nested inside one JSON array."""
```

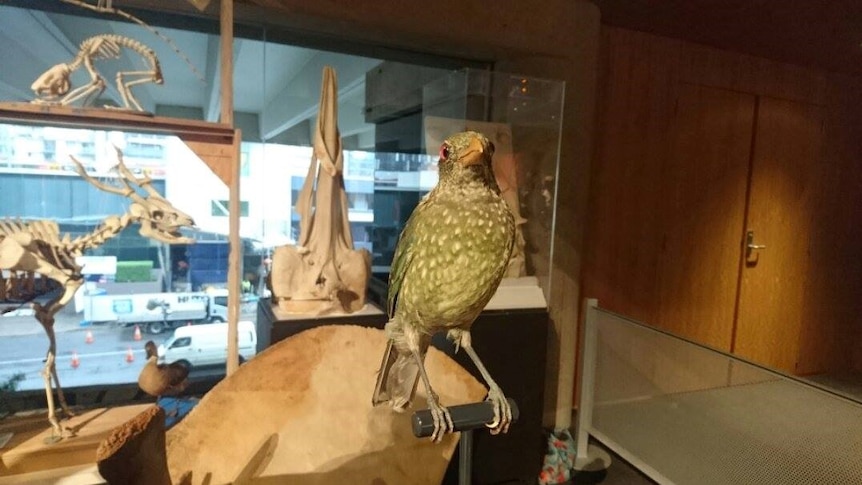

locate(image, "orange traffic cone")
[[85, 330, 94, 344], [133, 325, 142, 341], [71, 350, 80, 369], [125, 346, 134, 363]]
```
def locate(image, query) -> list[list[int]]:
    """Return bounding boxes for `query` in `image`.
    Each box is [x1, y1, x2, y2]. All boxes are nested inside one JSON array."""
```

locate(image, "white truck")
[[82, 291, 228, 334], [157, 320, 257, 370]]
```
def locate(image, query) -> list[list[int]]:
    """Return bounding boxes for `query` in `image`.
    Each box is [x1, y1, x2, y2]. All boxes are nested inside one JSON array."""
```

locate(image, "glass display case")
[[0, 3, 564, 484], [261, 67, 563, 322], [423, 68, 564, 309], [0, 114, 241, 392], [259, 67, 564, 485]]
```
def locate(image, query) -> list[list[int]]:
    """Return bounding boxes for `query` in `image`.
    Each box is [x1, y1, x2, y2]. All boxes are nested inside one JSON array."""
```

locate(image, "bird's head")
[[437, 131, 497, 188], [144, 340, 158, 360]]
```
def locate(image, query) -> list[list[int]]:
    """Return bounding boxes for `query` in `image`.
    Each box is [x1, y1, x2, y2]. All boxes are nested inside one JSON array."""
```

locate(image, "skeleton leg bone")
[[115, 72, 158, 111], [35, 309, 76, 438], [41, 352, 62, 441], [31, 279, 82, 438], [60, 77, 106, 107]]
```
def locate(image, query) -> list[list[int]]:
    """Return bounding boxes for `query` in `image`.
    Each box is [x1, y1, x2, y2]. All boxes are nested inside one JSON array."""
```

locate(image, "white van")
[[157, 321, 257, 370]]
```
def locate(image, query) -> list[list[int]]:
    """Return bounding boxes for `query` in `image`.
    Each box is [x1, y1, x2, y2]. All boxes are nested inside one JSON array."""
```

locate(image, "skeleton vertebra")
[[0, 147, 194, 439], [31, 34, 163, 112]]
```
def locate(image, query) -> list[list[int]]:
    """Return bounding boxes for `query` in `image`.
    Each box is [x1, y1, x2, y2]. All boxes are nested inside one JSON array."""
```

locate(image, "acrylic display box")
[[260, 67, 564, 484]]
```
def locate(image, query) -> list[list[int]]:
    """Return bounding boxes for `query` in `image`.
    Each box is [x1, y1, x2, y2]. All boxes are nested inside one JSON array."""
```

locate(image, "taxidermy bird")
[[138, 340, 189, 398], [372, 131, 515, 442]]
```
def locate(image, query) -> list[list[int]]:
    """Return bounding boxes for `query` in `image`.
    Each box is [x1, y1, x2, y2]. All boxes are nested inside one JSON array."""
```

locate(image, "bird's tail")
[[372, 339, 420, 411]]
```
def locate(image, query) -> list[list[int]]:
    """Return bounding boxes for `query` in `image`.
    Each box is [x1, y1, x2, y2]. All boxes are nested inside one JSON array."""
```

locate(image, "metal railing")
[[576, 299, 862, 485]]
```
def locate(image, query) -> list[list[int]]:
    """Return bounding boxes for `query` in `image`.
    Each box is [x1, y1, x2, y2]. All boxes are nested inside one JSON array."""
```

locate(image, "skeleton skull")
[[31, 64, 72, 100], [130, 195, 196, 244]]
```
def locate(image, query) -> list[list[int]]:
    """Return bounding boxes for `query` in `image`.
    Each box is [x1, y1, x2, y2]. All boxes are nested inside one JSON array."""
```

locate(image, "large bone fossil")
[[0, 147, 195, 439], [31, 34, 163, 112], [270, 67, 371, 315]]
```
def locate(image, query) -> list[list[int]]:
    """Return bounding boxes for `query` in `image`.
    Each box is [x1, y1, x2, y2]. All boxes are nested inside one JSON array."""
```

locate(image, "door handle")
[[746, 231, 766, 258]]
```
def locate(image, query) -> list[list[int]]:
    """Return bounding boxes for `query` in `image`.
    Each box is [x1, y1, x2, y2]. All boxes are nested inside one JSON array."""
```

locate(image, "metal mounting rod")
[[411, 398, 519, 438]]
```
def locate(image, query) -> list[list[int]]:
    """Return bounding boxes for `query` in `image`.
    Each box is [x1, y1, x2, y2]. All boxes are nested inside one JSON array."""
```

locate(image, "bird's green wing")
[[386, 197, 431, 318]]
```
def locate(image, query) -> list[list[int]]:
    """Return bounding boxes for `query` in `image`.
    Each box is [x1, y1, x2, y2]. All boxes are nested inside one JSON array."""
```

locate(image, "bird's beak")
[[458, 136, 488, 167]]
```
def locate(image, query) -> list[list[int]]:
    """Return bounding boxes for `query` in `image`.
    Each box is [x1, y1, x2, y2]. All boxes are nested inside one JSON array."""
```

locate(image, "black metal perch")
[[412, 398, 520, 485], [411, 398, 520, 438]]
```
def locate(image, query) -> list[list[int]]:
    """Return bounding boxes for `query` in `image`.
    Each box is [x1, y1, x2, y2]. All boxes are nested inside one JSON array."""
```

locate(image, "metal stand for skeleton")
[[413, 398, 519, 485]]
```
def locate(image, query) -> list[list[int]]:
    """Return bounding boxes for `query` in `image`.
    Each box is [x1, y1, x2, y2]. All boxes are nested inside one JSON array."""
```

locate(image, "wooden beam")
[[226, 129, 242, 376], [220, 0, 234, 126], [0, 103, 234, 143], [221, 0, 240, 377]]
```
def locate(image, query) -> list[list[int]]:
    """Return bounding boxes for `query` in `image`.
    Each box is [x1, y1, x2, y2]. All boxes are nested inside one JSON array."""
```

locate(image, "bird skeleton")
[[0, 147, 195, 439], [372, 131, 516, 442]]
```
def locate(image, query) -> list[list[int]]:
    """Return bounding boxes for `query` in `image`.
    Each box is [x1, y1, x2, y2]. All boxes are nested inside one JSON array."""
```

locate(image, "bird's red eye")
[[439, 144, 449, 160]]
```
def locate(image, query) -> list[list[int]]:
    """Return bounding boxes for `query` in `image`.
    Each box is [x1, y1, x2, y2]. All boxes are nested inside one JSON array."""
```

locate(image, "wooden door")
[[655, 84, 755, 351], [733, 96, 825, 373]]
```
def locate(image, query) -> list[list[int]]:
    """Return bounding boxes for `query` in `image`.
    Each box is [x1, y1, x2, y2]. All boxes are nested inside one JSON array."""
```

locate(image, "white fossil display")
[[30, 34, 163, 112], [270, 67, 372, 315], [0, 147, 195, 439]]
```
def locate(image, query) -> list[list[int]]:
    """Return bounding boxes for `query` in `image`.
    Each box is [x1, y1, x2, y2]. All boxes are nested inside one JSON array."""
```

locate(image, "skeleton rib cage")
[[0, 149, 196, 439]]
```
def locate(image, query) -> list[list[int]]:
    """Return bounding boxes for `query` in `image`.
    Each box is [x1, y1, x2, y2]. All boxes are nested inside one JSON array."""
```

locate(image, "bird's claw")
[[484, 387, 512, 435], [428, 393, 454, 443]]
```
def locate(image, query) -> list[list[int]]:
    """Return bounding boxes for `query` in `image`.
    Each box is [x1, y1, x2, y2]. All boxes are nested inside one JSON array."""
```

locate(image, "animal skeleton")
[[31, 34, 163, 111], [59, 0, 205, 83], [0, 147, 195, 439]]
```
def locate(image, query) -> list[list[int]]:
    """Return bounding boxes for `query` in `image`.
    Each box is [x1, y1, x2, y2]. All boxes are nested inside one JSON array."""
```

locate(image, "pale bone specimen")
[[31, 34, 163, 112], [59, 0, 205, 83], [270, 66, 371, 315], [0, 147, 195, 439]]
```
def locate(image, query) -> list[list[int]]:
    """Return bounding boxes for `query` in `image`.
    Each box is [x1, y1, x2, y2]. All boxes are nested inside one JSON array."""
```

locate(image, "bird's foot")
[[427, 392, 454, 443], [485, 386, 512, 435]]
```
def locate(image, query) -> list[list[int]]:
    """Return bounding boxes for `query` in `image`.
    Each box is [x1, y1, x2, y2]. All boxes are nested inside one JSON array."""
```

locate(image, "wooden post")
[[220, 0, 240, 376], [220, 0, 233, 126], [227, 130, 241, 376]]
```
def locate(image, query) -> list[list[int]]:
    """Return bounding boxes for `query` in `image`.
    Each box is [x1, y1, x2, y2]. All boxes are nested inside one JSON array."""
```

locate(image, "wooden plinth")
[[0, 404, 152, 479]]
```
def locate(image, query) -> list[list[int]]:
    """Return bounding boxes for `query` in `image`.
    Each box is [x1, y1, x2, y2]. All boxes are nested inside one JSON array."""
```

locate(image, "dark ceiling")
[[594, 0, 862, 76]]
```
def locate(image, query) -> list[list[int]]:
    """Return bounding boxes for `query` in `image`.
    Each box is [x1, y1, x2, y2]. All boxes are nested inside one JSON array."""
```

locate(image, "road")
[[0, 311, 255, 392]]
